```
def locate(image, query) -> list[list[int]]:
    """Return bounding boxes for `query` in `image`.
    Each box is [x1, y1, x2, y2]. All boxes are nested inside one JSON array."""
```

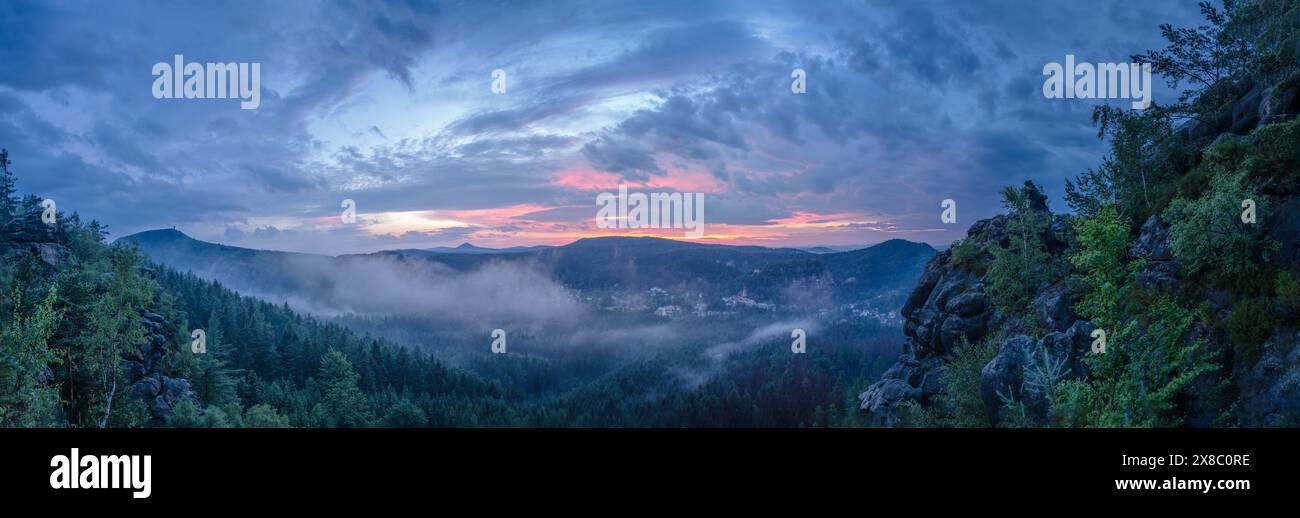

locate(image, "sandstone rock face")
[[859, 182, 1084, 426], [980, 320, 1096, 423], [1229, 82, 1263, 134], [1129, 215, 1182, 290], [127, 310, 197, 423], [979, 335, 1036, 421], [0, 204, 67, 268], [1236, 330, 1300, 426], [3, 203, 197, 424], [863, 182, 1076, 424], [1266, 197, 1300, 266], [1259, 74, 1300, 126], [860, 247, 981, 426], [861, 70, 1300, 428], [1176, 117, 1218, 142], [1032, 282, 1075, 332]]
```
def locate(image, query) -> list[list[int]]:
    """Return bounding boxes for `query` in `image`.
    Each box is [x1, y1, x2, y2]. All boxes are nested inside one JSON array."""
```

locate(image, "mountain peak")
[[120, 228, 194, 243]]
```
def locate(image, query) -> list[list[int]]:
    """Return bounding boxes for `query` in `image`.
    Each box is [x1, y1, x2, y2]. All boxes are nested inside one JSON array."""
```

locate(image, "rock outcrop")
[[862, 64, 1300, 428], [0, 202, 67, 268], [3, 202, 195, 425], [1129, 215, 1183, 290], [127, 310, 197, 423], [1236, 329, 1300, 426], [860, 181, 1094, 426]]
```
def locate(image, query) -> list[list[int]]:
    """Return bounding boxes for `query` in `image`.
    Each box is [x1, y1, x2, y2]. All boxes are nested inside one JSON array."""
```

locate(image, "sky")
[[0, 0, 1205, 255]]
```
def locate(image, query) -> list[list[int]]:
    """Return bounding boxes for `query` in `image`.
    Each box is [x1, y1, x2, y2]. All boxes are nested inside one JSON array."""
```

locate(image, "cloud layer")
[[0, 0, 1203, 254]]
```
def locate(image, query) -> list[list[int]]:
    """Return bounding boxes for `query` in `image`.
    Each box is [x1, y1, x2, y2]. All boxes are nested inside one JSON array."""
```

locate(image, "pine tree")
[[313, 349, 371, 428], [0, 149, 17, 218], [167, 398, 201, 427], [243, 403, 291, 428], [382, 398, 427, 427]]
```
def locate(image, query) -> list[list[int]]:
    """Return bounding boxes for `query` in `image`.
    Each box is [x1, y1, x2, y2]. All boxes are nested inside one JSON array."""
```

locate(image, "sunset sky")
[[0, 0, 1202, 255]]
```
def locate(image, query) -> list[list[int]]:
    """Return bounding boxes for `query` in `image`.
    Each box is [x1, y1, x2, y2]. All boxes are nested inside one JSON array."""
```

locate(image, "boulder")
[[1136, 260, 1182, 290], [1032, 282, 1075, 332], [1022, 180, 1049, 213], [979, 335, 1036, 423], [1265, 197, 1300, 266], [1176, 117, 1217, 142], [859, 352, 945, 426], [1230, 82, 1264, 134], [938, 313, 989, 353], [928, 269, 976, 315], [859, 379, 922, 427], [1129, 215, 1173, 261], [1234, 330, 1300, 426], [944, 292, 988, 317], [1260, 74, 1300, 126], [901, 253, 947, 319], [132, 377, 161, 399], [1046, 214, 1074, 254], [32, 243, 66, 268], [1129, 215, 1182, 290], [1038, 320, 1097, 379]]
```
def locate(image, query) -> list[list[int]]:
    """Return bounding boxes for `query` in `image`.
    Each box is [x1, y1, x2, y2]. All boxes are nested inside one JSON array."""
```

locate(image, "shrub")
[[1276, 270, 1300, 316], [1227, 297, 1272, 365], [948, 238, 985, 274], [931, 337, 1000, 428], [986, 185, 1055, 317], [1165, 168, 1273, 278], [244, 403, 292, 428], [1245, 116, 1300, 181]]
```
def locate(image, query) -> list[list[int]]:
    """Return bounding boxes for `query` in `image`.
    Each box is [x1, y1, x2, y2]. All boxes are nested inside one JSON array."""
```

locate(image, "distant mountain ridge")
[[119, 230, 936, 312], [425, 243, 552, 254]]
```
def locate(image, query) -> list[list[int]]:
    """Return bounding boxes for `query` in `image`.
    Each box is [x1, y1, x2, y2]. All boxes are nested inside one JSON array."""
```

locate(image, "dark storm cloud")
[[0, 1, 112, 91], [0, 0, 1208, 252]]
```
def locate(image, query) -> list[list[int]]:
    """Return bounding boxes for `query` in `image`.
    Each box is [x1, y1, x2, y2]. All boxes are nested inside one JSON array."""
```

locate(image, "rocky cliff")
[[860, 65, 1300, 427], [859, 182, 1095, 426], [2, 201, 196, 425], [128, 308, 196, 423]]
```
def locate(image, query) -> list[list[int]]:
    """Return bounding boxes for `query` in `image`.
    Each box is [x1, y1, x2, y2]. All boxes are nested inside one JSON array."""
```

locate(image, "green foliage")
[[1070, 205, 1140, 330], [1229, 0, 1300, 77], [313, 350, 372, 428], [167, 398, 201, 428], [948, 238, 986, 274], [243, 403, 291, 428], [199, 405, 233, 428], [382, 399, 428, 427], [1243, 116, 1300, 182], [899, 337, 999, 428], [176, 313, 237, 408], [1078, 107, 1193, 221], [986, 185, 1055, 318], [0, 285, 64, 427], [937, 338, 999, 427], [1021, 345, 1071, 416], [1227, 298, 1272, 365], [1132, 1, 1252, 106], [1164, 168, 1272, 278], [1276, 270, 1300, 316], [1054, 299, 1217, 427]]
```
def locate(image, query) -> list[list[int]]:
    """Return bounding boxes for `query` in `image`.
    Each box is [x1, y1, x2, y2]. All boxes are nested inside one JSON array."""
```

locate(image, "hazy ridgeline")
[[75, 227, 928, 427]]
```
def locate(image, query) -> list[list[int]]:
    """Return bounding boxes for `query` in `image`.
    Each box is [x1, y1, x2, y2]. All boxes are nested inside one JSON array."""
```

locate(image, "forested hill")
[[2, 152, 901, 428], [863, 0, 1300, 428], [0, 166, 524, 427], [120, 228, 935, 308]]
